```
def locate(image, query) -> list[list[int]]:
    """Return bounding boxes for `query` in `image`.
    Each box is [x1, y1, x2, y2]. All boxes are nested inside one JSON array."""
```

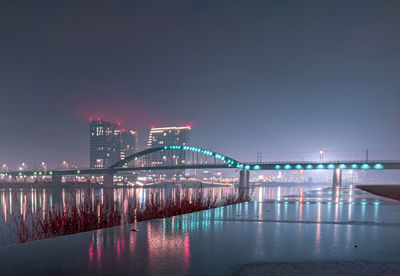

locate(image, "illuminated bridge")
[[2, 145, 400, 187]]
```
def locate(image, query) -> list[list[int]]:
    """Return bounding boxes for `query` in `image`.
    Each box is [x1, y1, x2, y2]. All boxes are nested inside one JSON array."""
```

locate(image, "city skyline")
[[1, 1, 399, 167], [0, 2, 399, 274], [1, 115, 399, 171]]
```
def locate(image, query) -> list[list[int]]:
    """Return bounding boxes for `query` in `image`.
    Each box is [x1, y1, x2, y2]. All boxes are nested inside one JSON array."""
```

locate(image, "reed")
[[14, 191, 250, 243]]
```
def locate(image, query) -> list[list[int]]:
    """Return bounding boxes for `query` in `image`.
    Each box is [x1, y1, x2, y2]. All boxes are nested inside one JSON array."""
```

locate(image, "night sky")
[[1, 1, 399, 169]]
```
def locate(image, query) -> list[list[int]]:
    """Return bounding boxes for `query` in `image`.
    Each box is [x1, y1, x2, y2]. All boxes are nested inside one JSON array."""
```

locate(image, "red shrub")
[[13, 191, 250, 243]]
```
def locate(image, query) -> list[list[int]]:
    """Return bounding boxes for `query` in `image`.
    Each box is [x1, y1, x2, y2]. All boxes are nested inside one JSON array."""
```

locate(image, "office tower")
[[89, 118, 137, 168], [146, 126, 191, 179]]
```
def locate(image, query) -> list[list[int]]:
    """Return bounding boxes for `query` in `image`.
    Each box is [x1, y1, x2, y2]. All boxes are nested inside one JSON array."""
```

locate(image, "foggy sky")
[[1, 0, 399, 169]]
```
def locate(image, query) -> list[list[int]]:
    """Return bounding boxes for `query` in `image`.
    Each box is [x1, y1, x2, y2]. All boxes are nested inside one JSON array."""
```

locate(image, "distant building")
[[146, 126, 191, 179], [89, 118, 137, 168]]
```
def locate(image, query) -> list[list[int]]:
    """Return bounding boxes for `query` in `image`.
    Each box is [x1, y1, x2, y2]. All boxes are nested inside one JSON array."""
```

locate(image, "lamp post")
[[319, 150, 324, 163], [62, 161, 69, 169]]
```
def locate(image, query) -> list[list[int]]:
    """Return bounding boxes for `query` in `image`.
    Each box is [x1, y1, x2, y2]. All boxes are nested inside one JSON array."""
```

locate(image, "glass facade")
[[89, 119, 137, 168], [146, 126, 191, 179]]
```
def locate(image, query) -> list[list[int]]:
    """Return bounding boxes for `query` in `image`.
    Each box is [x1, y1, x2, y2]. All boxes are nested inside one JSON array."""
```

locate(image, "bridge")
[[2, 145, 399, 188]]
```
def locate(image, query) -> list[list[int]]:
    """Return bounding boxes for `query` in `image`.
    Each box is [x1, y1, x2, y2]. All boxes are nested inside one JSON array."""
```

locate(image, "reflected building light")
[[89, 243, 93, 262], [315, 203, 322, 254]]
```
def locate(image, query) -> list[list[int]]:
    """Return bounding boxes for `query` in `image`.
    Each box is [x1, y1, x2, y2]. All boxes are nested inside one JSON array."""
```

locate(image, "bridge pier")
[[239, 170, 250, 188], [52, 175, 62, 184], [103, 173, 114, 188], [333, 168, 342, 188]]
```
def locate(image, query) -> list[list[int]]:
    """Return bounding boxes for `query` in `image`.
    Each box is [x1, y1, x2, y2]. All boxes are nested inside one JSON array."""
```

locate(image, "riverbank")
[[356, 185, 400, 201]]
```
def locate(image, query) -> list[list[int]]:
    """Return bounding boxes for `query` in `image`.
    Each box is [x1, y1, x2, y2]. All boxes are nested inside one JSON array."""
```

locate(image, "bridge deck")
[[2, 160, 400, 177]]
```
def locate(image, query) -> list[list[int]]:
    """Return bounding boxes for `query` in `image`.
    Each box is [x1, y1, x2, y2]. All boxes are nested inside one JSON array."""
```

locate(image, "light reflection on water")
[[0, 185, 307, 245], [0, 185, 397, 275], [0, 183, 398, 268]]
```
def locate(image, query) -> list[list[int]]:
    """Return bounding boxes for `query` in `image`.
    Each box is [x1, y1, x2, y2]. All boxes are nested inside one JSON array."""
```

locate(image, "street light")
[[319, 150, 324, 163], [62, 161, 69, 169]]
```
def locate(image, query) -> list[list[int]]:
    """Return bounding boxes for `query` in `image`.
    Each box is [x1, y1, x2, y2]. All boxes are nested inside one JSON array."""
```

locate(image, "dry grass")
[[14, 191, 250, 243]]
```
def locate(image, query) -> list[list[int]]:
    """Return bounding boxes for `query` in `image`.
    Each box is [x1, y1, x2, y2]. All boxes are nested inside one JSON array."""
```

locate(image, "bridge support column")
[[52, 175, 62, 184], [103, 173, 114, 188], [239, 170, 250, 188], [333, 168, 342, 188]]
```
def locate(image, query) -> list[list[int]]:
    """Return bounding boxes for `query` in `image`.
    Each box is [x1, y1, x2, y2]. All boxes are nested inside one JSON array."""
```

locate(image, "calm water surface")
[[0, 184, 313, 246], [0, 184, 399, 275]]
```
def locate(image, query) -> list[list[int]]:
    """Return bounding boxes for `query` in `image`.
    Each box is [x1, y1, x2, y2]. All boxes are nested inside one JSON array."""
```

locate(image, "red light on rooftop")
[[117, 122, 121, 126], [122, 128, 125, 132], [185, 124, 191, 128], [89, 118, 93, 122], [151, 125, 154, 129], [97, 117, 101, 121]]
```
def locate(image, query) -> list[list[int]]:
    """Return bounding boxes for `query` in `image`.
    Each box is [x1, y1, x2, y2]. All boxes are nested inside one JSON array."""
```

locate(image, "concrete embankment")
[[356, 185, 400, 201]]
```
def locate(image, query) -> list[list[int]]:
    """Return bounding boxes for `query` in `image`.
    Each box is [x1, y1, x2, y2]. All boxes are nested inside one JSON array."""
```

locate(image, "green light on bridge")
[[244, 165, 250, 170], [215, 154, 225, 160], [77, 170, 81, 174], [253, 165, 261, 170], [295, 164, 303, 169], [327, 164, 335, 169], [316, 164, 324, 169], [284, 164, 291, 170], [351, 164, 358, 169], [339, 164, 347, 169], [306, 164, 313, 169], [49, 171, 53, 175], [361, 164, 371, 169], [274, 165, 281, 170], [374, 163, 384, 169]]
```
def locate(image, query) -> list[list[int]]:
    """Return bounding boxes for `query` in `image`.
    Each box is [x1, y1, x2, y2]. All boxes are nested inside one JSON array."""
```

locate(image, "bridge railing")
[[244, 160, 400, 164]]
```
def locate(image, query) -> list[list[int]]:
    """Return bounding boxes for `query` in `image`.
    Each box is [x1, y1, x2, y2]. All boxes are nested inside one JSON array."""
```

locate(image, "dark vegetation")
[[14, 192, 250, 243]]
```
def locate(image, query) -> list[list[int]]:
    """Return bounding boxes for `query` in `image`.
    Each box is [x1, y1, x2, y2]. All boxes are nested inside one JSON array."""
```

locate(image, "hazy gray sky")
[[1, 0, 399, 168]]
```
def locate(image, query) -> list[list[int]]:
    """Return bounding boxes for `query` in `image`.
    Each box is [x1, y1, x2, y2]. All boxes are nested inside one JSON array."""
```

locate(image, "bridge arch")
[[110, 146, 242, 169]]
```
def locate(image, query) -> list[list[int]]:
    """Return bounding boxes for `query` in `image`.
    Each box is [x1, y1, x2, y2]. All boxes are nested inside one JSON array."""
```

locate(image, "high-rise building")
[[146, 126, 191, 178], [89, 118, 137, 168]]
